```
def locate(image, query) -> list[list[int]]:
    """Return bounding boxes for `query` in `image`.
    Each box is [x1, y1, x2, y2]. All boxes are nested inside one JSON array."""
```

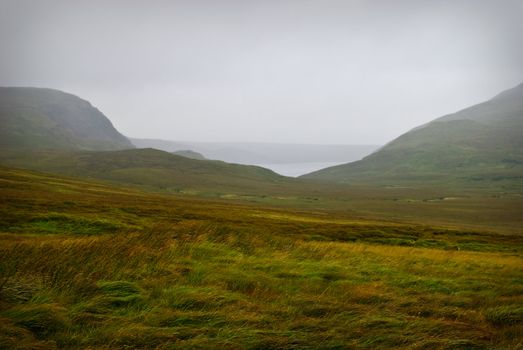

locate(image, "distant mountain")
[[173, 150, 206, 160], [0, 148, 291, 193], [0, 87, 297, 193], [130, 138, 379, 165], [302, 83, 523, 187], [0, 87, 133, 151]]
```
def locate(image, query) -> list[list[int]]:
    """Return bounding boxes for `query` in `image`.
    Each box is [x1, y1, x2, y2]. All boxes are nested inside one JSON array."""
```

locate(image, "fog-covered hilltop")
[[303, 83, 523, 187]]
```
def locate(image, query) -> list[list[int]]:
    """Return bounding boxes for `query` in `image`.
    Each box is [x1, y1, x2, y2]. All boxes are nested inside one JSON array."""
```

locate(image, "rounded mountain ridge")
[[0, 86, 133, 151]]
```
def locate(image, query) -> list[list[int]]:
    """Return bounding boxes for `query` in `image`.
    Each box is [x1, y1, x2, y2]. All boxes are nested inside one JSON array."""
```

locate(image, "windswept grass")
[[0, 167, 522, 349], [1, 228, 522, 349]]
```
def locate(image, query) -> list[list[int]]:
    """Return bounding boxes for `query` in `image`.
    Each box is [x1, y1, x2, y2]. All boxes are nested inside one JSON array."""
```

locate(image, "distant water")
[[255, 162, 345, 177]]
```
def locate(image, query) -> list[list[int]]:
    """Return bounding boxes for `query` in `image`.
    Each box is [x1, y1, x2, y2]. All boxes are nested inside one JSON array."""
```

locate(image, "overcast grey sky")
[[1, 0, 522, 144]]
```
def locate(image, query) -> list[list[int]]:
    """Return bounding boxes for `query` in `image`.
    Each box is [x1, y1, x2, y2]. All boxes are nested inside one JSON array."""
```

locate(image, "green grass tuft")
[[4, 304, 69, 339], [485, 306, 523, 326]]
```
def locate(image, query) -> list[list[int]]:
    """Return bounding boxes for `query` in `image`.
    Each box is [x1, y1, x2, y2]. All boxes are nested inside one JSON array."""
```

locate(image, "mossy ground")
[[0, 167, 522, 349]]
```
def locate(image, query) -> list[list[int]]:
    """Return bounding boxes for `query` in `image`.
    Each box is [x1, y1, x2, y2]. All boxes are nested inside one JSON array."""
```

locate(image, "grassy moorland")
[[1, 147, 522, 235], [0, 167, 522, 349]]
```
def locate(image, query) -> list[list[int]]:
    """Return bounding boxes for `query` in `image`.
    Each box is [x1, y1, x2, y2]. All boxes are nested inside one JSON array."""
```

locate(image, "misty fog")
[[1, 0, 522, 147]]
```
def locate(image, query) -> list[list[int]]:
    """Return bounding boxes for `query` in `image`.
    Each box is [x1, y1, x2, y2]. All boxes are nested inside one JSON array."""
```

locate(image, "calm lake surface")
[[255, 162, 345, 177]]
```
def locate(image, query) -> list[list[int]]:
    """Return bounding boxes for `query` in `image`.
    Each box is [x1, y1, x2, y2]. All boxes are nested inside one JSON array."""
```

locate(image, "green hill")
[[173, 149, 206, 160], [302, 83, 523, 188], [0, 147, 290, 194], [0, 87, 133, 150]]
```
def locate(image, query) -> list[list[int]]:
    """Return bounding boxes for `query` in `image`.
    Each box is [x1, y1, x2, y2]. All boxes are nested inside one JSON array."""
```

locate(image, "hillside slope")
[[302, 83, 523, 187], [0, 148, 290, 194], [0, 87, 133, 150]]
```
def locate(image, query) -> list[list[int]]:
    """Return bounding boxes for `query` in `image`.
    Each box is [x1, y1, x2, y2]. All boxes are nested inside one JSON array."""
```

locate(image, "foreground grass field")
[[0, 167, 522, 349]]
